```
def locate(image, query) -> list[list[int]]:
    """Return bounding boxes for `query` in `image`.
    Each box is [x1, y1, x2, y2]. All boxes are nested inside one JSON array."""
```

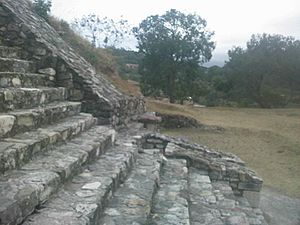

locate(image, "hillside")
[[48, 17, 142, 97]]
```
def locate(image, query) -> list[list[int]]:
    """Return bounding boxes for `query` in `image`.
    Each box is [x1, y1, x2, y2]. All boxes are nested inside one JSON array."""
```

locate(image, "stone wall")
[[0, 0, 145, 126], [142, 133, 263, 204]]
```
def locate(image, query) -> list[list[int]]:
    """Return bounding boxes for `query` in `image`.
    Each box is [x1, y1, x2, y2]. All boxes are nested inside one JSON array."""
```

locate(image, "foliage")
[[224, 34, 300, 108], [48, 17, 142, 97], [48, 17, 116, 75], [108, 48, 143, 81], [133, 9, 215, 103], [72, 14, 133, 48], [33, 0, 52, 20]]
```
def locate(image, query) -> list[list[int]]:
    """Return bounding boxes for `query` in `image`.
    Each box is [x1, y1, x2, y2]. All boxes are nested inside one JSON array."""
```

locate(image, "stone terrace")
[[0, 1, 267, 225]]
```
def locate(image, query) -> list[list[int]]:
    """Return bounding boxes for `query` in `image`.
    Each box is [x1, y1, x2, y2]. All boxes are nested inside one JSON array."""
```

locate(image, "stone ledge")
[[142, 133, 263, 195]]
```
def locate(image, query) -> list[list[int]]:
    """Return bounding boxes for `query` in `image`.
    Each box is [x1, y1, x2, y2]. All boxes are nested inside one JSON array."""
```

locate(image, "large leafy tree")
[[225, 34, 300, 107], [133, 9, 215, 103]]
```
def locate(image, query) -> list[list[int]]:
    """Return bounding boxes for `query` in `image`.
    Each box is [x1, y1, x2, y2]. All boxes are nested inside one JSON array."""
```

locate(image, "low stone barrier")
[[141, 133, 263, 207]]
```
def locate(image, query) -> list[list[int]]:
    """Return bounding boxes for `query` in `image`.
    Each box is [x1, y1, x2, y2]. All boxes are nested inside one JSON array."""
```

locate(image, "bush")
[[33, 0, 52, 20], [48, 17, 117, 75]]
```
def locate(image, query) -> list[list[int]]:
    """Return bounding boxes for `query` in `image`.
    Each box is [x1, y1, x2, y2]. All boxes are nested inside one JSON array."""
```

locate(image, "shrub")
[[33, 0, 52, 20]]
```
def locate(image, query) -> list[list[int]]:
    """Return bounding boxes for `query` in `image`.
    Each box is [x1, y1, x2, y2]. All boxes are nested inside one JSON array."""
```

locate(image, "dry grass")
[[104, 75, 142, 97], [146, 99, 300, 197]]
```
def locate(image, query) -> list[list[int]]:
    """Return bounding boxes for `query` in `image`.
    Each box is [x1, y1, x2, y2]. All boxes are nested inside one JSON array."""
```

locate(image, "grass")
[[146, 99, 300, 197], [47, 15, 300, 197], [104, 75, 142, 97], [48, 17, 142, 97]]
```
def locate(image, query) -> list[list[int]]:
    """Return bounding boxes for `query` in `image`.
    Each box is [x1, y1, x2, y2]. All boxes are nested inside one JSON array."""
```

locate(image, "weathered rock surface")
[[0, 87, 67, 111], [0, 0, 145, 126], [0, 126, 115, 225], [0, 113, 96, 174], [150, 159, 190, 225], [99, 149, 162, 225], [0, 72, 55, 88], [0, 115, 15, 137]]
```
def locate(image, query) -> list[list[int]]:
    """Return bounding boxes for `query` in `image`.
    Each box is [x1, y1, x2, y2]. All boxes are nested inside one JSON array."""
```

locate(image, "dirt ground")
[[147, 99, 300, 198], [260, 187, 300, 225]]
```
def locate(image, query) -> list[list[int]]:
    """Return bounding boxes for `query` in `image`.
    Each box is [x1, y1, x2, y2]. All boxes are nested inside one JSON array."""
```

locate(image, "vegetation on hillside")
[[39, 1, 300, 108], [48, 17, 141, 96], [33, 0, 52, 20], [108, 48, 142, 81], [72, 14, 133, 48], [223, 34, 300, 108], [138, 33, 300, 108], [49, 17, 116, 75]]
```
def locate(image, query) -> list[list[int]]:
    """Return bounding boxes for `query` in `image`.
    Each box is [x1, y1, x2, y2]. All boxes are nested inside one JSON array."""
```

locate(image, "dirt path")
[[260, 187, 300, 225]]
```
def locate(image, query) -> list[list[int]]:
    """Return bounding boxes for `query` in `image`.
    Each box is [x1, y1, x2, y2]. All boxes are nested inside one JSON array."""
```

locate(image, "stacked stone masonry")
[[0, 0, 145, 126], [0, 2, 267, 225]]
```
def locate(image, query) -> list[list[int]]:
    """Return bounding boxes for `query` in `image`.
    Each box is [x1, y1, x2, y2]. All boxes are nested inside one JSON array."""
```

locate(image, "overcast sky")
[[51, 0, 300, 66]]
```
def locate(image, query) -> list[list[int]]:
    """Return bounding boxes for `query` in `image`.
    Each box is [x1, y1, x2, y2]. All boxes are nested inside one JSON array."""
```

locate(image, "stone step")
[[0, 58, 35, 73], [21, 135, 136, 225], [0, 46, 22, 59], [0, 126, 116, 225], [99, 149, 162, 225], [0, 101, 81, 138], [150, 159, 189, 225], [211, 182, 267, 225], [188, 168, 225, 225], [0, 87, 67, 111], [188, 168, 267, 225], [0, 72, 55, 88], [0, 113, 96, 174]]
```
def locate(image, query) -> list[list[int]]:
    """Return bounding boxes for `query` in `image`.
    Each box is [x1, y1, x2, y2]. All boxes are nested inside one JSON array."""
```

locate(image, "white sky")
[[51, 0, 300, 66]]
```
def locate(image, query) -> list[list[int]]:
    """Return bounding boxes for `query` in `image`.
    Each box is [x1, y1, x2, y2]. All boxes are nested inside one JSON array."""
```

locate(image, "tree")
[[133, 9, 215, 103], [72, 14, 133, 48], [225, 34, 300, 107], [33, 0, 52, 20]]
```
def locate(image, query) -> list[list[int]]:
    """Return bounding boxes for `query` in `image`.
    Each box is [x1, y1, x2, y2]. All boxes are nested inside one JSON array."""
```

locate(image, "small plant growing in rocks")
[[33, 0, 52, 20]]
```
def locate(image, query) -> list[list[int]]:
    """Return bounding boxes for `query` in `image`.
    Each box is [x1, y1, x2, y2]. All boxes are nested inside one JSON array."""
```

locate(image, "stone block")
[[238, 181, 262, 192], [146, 138, 164, 144], [243, 190, 261, 208], [38, 68, 56, 76], [0, 115, 15, 137]]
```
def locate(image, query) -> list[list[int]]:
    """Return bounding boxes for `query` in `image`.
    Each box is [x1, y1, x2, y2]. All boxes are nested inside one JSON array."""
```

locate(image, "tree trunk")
[[167, 74, 176, 104]]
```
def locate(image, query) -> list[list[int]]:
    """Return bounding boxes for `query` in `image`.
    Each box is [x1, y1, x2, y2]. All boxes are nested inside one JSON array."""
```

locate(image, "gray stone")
[[38, 68, 56, 76], [23, 134, 139, 225], [150, 159, 189, 225], [11, 77, 21, 86], [243, 190, 261, 208], [0, 115, 15, 137], [0, 124, 114, 224], [226, 215, 250, 225], [81, 182, 102, 190]]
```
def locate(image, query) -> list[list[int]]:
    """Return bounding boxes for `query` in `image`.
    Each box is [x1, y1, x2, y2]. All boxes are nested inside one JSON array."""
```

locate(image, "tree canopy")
[[133, 9, 215, 103], [224, 34, 300, 107]]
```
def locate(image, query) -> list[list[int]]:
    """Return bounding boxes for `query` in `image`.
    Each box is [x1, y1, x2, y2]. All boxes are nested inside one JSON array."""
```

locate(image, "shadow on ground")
[[260, 187, 300, 225]]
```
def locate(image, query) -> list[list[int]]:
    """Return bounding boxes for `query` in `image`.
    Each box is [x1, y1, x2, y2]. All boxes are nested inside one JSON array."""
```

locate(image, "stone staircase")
[[0, 45, 267, 225], [0, 46, 117, 224]]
